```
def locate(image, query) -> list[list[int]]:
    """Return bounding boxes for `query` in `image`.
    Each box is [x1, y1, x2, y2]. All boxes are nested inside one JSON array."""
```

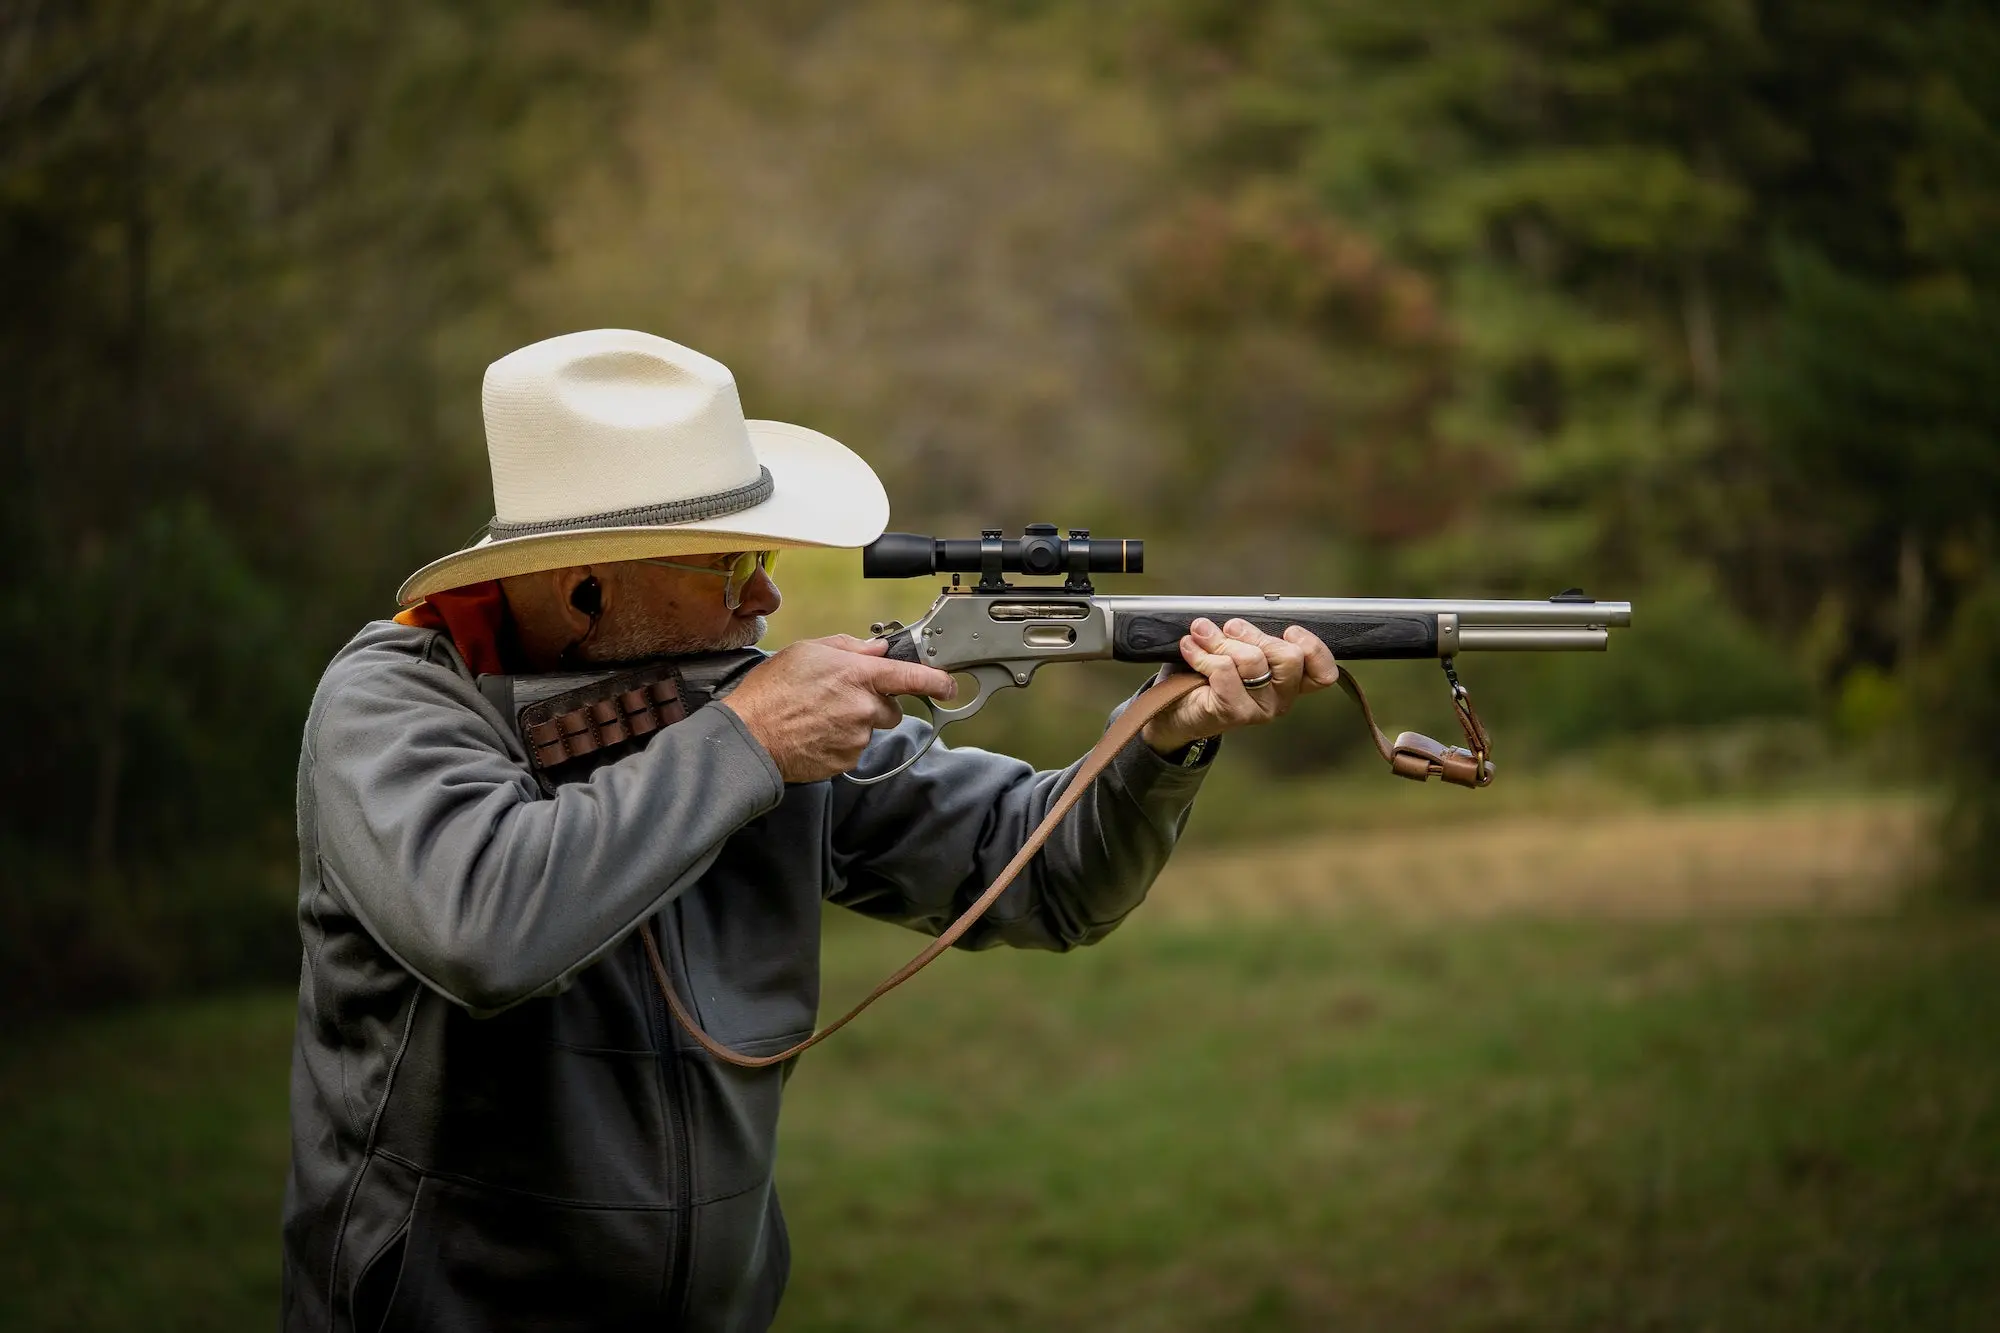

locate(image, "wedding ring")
[[1240, 668, 1275, 690]]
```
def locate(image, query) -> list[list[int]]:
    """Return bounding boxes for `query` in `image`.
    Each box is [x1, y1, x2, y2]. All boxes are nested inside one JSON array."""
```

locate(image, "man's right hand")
[[721, 635, 959, 784]]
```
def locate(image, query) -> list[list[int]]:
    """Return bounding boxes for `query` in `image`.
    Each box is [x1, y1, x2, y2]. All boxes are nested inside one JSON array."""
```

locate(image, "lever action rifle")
[[857, 523, 1634, 789], [500, 523, 1633, 1067]]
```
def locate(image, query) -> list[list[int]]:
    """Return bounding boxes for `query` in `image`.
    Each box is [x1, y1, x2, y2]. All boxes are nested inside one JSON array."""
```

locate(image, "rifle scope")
[[862, 524, 1142, 582]]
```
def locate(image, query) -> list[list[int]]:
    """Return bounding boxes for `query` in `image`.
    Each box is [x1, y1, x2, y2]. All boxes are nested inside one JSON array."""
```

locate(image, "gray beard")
[[579, 614, 767, 665]]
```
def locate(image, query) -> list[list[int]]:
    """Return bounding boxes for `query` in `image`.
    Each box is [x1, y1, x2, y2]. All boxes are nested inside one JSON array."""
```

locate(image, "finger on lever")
[[869, 695, 907, 731]]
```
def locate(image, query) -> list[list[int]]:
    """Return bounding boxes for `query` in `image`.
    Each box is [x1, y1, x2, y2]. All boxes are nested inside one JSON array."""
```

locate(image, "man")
[[282, 329, 1337, 1332]]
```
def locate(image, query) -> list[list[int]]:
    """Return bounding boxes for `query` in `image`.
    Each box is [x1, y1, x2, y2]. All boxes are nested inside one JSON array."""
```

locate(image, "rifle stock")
[[1108, 604, 1439, 661]]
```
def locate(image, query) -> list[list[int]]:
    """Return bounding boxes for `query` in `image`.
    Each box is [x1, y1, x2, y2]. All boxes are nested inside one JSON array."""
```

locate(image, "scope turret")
[[863, 524, 1142, 587]]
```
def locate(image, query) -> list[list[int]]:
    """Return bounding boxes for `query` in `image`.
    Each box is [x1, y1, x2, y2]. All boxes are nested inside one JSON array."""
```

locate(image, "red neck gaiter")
[[393, 581, 510, 677]]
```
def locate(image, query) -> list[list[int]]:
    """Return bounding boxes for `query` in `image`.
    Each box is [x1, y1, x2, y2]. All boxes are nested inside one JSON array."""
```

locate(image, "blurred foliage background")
[[6, 0, 1993, 1009], [3, 2, 1998, 1328]]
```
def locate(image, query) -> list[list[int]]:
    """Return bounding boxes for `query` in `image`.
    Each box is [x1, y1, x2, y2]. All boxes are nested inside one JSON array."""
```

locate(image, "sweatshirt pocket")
[[375, 1173, 674, 1331], [349, 1220, 408, 1333], [336, 1153, 421, 1333]]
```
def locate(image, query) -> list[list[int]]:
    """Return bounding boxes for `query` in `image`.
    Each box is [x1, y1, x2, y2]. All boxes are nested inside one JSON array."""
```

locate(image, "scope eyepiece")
[[862, 523, 1142, 586]]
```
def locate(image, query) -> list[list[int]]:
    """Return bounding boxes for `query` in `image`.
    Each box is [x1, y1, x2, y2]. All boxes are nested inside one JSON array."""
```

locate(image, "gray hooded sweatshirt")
[[282, 621, 1209, 1332]]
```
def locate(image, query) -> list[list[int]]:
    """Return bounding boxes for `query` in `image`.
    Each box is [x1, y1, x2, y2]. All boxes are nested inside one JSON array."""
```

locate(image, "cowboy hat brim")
[[396, 420, 888, 605]]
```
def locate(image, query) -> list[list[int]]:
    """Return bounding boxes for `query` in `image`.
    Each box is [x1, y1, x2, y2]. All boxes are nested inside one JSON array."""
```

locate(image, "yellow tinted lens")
[[723, 551, 777, 609]]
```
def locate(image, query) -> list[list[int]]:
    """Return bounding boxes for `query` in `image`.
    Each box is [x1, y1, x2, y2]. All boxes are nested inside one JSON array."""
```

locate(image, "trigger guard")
[[924, 663, 1023, 728], [838, 664, 1026, 786]]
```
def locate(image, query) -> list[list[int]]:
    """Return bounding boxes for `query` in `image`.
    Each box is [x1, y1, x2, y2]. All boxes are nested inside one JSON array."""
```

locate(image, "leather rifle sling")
[[1336, 667, 1495, 789], [639, 670, 1204, 1070], [640, 660, 1493, 1067]]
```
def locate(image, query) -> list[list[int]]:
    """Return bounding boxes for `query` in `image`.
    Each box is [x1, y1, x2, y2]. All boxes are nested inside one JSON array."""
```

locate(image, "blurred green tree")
[[7, 0, 1996, 1007], [0, 0, 637, 1008]]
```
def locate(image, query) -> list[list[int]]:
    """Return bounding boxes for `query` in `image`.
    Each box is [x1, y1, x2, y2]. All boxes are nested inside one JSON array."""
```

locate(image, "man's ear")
[[551, 566, 601, 635]]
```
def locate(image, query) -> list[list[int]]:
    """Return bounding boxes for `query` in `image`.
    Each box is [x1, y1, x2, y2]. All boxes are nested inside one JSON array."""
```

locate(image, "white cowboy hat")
[[397, 329, 889, 605]]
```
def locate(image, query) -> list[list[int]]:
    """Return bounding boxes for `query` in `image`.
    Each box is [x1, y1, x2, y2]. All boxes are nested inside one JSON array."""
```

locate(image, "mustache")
[[581, 615, 767, 664]]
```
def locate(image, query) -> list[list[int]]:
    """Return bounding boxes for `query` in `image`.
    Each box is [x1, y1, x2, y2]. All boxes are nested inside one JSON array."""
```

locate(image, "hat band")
[[485, 467, 774, 540]]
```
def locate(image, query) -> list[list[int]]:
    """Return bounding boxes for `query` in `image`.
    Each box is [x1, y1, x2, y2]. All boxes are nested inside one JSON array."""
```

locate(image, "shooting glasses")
[[641, 550, 780, 611]]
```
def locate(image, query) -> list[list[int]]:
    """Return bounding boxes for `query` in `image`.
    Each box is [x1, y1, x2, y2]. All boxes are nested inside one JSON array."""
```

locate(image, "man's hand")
[[1140, 617, 1340, 756], [722, 636, 958, 783]]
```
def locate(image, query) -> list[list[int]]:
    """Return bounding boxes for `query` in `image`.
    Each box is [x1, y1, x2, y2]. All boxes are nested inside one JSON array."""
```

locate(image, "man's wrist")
[[1140, 716, 1183, 755], [1151, 734, 1220, 768]]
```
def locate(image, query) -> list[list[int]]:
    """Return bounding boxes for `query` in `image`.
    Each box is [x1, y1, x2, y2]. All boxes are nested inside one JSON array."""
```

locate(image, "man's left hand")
[[1140, 617, 1340, 756]]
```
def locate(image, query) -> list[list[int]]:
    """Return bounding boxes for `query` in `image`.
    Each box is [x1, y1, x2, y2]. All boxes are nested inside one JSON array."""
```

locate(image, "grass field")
[[2, 799, 1995, 1331]]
